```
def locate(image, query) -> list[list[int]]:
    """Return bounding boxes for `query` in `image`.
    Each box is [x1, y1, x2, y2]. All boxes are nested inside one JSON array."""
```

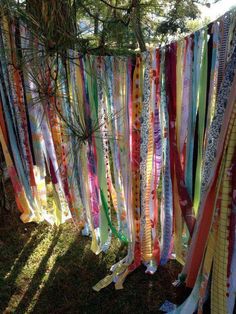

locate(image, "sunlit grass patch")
[[0, 184, 181, 314]]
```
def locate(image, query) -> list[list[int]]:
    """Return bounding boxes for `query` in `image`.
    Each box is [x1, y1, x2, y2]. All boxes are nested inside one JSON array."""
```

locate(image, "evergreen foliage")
[[0, 0, 218, 55]]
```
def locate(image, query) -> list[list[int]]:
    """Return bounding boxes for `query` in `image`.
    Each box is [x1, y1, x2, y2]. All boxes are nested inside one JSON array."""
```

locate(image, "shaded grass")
[[0, 187, 183, 314]]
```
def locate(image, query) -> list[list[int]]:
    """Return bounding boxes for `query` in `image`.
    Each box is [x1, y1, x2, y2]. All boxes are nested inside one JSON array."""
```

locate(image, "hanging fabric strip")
[[211, 113, 236, 314], [140, 51, 152, 263], [151, 48, 161, 266], [217, 13, 231, 94], [193, 29, 208, 214], [180, 37, 192, 162], [160, 48, 173, 264], [166, 42, 195, 236], [227, 150, 236, 314], [184, 45, 236, 288], [205, 22, 220, 139], [96, 56, 111, 251], [185, 32, 199, 198], [129, 55, 143, 271], [176, 40, 184, 152]]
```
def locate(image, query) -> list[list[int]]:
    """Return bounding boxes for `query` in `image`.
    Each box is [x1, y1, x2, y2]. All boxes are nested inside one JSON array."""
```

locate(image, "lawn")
[[0, 187, 183, 314]]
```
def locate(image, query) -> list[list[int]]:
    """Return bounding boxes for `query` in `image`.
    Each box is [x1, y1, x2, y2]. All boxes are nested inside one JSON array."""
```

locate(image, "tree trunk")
[[26, 0, 76, 50], [94, 13, 99, 35], [132, 0, 146, 52]]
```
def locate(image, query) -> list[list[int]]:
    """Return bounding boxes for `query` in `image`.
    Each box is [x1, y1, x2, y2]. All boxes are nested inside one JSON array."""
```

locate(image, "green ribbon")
[[85, 56, 109, 247], [100, 188, 128, 244], [193, 30, 208, 213]]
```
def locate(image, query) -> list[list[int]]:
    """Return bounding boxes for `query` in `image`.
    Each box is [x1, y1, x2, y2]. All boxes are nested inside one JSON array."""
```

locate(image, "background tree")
[[1, 0, 220, 55]]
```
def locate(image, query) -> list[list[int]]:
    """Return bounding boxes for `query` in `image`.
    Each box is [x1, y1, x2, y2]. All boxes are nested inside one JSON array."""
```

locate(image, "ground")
[[0, 186, 183, 314]]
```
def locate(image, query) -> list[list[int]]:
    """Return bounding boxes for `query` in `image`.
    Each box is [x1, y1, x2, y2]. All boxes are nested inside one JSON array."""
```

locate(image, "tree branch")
[[80, 2, 106, 23], [99, 0, 132, 11]]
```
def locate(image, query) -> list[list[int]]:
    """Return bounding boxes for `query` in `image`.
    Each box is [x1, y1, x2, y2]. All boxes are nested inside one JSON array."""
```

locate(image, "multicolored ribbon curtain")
[[0, 9, 236, 314]]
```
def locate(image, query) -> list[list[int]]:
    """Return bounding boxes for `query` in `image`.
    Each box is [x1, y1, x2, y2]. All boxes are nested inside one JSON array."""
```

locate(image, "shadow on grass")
[[14, 229, 62, 314], [0, 208, 33, 280], [0, 230, 46, 313], [30, 239, 182, 314], [0, 203, 183, 314], [30, 236, 109, 314], [0, 205, 42, 312]]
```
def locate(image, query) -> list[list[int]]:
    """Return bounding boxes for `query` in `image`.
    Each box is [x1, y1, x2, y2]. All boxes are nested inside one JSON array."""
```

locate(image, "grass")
[[0, 184, 183, 314]]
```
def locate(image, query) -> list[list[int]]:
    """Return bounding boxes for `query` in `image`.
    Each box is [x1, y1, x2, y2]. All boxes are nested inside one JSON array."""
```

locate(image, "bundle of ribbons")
[[0, 8, 235, 314]]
